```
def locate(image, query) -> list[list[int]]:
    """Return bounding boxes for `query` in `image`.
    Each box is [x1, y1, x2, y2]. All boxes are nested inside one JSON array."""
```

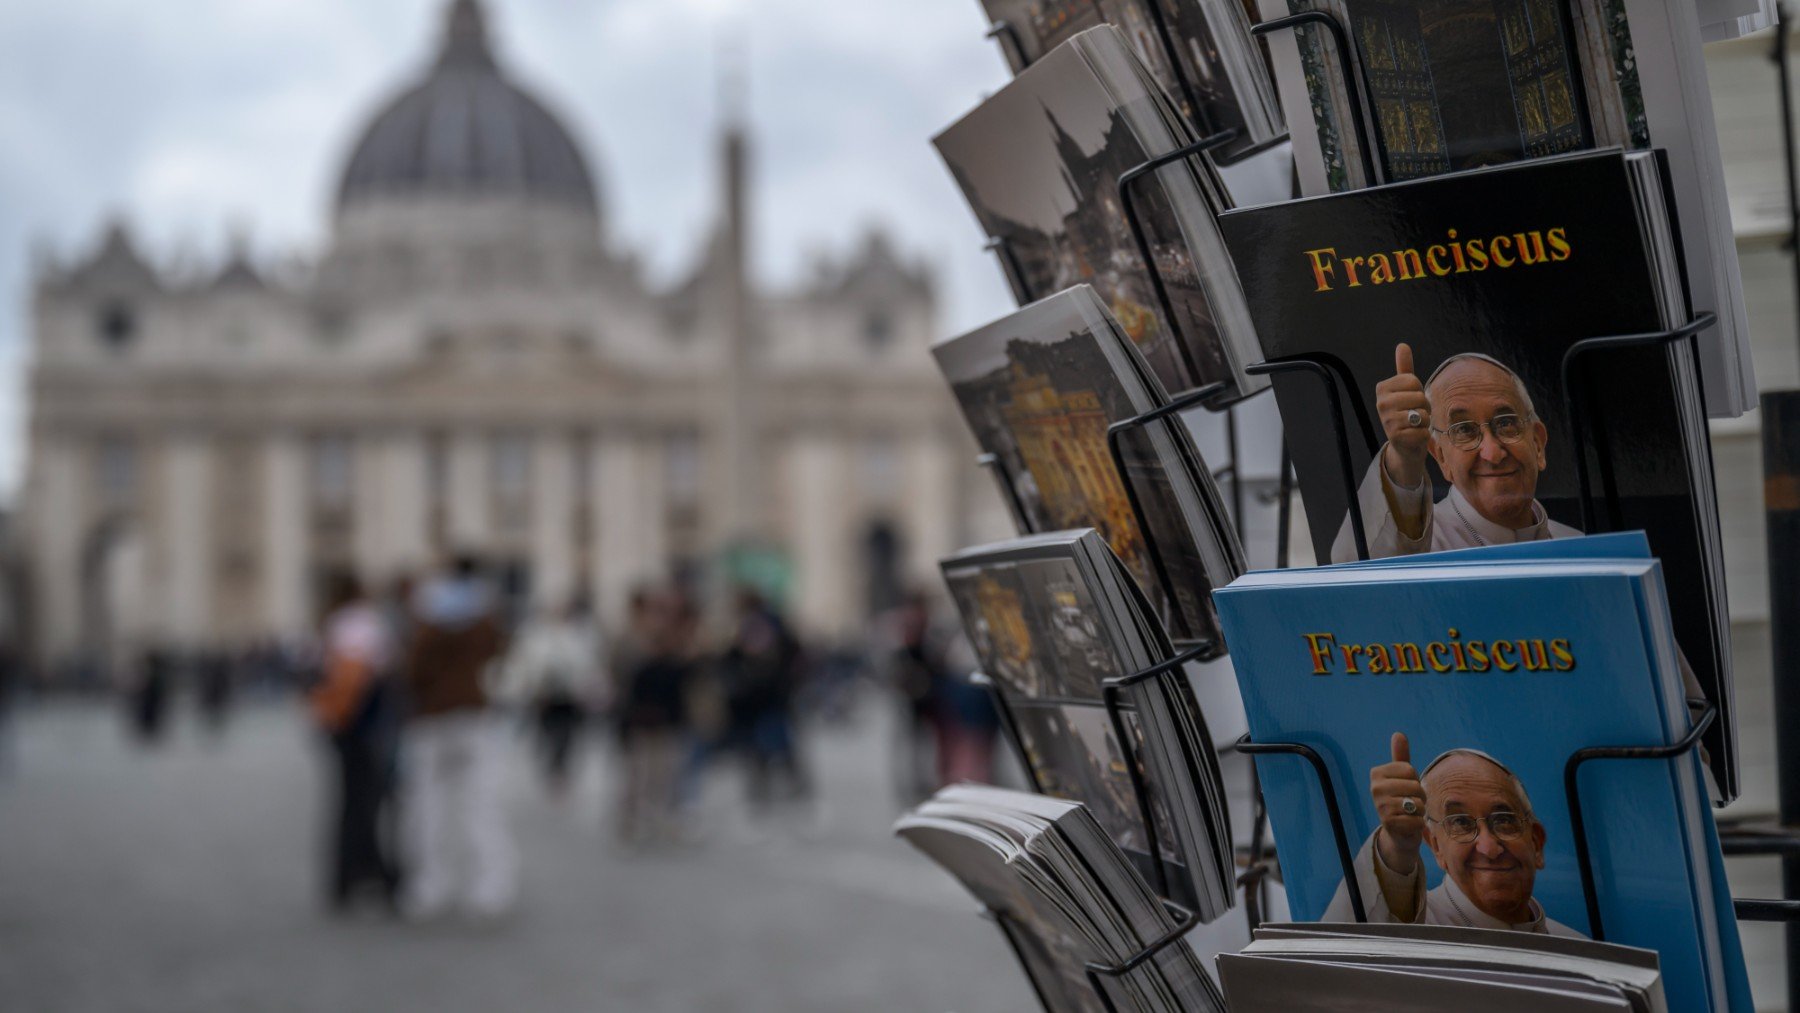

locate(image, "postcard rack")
[[983, 21, 1028, 75], [1248, 9, 1382, 186], [956, 20, 1800, 1009], [1561, 312, 1717, 532], [1098, 642, 1215, 901], [971, 644, 1209, 905], [983, 236, 1035, 306], [1115, 127, 1241, 402], [977, 378, 1256, 628], [982, 8, 1226, 143], [1564, 699, 1717, 940], [1104, 381, 1237, 617], [975, 641, 1371, 926], [984, 899, 1203, 1013], [968, 315, 1800, 1012], [1082, 899, 1204, 1013], [982, 907, 1055, 1010]]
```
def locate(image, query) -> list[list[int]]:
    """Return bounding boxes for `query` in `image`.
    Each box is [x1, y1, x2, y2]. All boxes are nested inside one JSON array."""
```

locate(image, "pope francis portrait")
[[1331, 342, 1579, 562], [1322, 733, 1584, 936]]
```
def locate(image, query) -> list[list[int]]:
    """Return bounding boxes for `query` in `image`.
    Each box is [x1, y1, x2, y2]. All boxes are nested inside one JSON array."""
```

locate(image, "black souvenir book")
[[1256, 0, 1753, 416], [1216, 149, 1735, 799]]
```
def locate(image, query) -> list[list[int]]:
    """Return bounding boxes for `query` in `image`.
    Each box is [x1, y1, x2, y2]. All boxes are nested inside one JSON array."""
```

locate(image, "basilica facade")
[[14, 0, 995, 675]]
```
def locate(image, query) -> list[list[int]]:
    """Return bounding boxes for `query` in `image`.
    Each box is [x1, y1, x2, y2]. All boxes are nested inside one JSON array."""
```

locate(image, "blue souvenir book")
[[1214, 550, 1750, 1012]]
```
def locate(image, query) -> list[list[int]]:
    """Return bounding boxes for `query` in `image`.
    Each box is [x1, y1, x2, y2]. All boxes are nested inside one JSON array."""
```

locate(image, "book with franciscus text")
[[1212, 545, 1749, 1010], [1216, 149, 1736, 800], [1252, 0, 1752, 416]]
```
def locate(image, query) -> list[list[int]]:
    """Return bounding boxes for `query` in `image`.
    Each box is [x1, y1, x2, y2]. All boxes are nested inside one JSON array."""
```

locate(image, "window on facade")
[[96, 301, 137, 350], [312, 435, 353, 509], [862, 308, 894, 350]]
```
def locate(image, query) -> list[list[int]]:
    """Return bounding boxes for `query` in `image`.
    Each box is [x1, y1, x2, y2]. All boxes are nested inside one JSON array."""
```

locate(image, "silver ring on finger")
[[1400, 797, 1419, 816], [1406, 409, 1424, 429]]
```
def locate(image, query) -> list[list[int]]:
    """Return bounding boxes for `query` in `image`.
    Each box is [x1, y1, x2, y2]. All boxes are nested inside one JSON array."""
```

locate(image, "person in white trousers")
[[400, 557, 515, 919]]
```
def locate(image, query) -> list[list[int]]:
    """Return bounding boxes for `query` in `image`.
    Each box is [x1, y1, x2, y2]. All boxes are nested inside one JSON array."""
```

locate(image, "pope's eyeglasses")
[[1432, 413, 1533, 452], [1427, 811, 1530, 843]]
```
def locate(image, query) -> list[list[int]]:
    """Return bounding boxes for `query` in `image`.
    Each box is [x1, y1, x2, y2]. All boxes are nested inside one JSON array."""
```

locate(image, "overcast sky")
[[0, 0, 1020, 502]]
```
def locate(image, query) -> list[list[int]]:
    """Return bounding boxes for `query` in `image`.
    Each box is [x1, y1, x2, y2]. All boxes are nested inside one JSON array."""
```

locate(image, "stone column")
[[28, 436, 84, 668], [590, 437, 628, 627], [351, 435, 386, 583], [789, 435, 851, 641], [379, 431, 431, 580], [590, 435, 665, 628], [636, 439, 668, 592], [531, 430, 576, 611], [261, 432, 309, 637], [903, 432, 957, 587], [160, 434, 214, 648], [447, 429, 492, 552]]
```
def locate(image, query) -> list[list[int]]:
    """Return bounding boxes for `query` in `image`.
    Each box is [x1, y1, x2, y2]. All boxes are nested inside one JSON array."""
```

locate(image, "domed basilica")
[[15, 0, 987, 675]]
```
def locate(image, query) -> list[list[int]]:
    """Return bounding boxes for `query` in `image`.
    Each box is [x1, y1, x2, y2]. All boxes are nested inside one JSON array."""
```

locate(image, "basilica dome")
[[335, 0, 598, 216]]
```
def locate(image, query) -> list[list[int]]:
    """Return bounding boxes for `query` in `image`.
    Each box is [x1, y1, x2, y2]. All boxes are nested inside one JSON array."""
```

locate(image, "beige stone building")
[[14, 0, 993, 677]]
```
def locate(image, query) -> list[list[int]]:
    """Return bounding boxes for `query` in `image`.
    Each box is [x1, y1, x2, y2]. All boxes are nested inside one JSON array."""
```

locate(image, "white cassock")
[[1321, 834, 1586, 937], [1330, 447, 1581, 563]]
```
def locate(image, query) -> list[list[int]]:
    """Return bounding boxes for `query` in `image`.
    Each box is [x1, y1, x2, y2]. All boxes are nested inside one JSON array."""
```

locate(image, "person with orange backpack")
[[309, 570, 401, 912]]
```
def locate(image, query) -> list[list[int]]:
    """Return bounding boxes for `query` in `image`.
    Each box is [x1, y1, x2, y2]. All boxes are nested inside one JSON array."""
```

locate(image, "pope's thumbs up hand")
[[1377, 343, 1431, 489], [1371, 731, 1426, 872]]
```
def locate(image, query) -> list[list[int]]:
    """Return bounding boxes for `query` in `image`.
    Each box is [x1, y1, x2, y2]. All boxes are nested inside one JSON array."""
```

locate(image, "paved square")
[[0, 698, 1023, 1012]]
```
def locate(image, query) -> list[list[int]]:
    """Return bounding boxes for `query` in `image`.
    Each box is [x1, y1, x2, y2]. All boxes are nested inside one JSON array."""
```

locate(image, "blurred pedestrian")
[[128, 645, 173, 746], [607, 587, 654, 711], [878, 590, 946, 803], [931, 636, 998, 787], [616, 589, 697, 845], [721, 589, 811, 814], [197, 650, 235, 737], [671, 640, 729, 821], [499, 598, 604, 797], [0, 640, 17, 773], [400, 554, 515, 919], [308, 570, 401, 912]]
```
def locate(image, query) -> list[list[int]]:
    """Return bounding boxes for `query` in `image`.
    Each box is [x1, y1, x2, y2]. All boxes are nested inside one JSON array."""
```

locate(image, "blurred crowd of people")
[[874, 590, 1000, 803], [302, 556, 835, 919], [22, 560, 1003, 921]]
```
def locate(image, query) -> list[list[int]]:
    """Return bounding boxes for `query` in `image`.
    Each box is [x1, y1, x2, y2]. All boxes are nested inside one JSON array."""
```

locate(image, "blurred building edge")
[[11, 0, 1005, 684]]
